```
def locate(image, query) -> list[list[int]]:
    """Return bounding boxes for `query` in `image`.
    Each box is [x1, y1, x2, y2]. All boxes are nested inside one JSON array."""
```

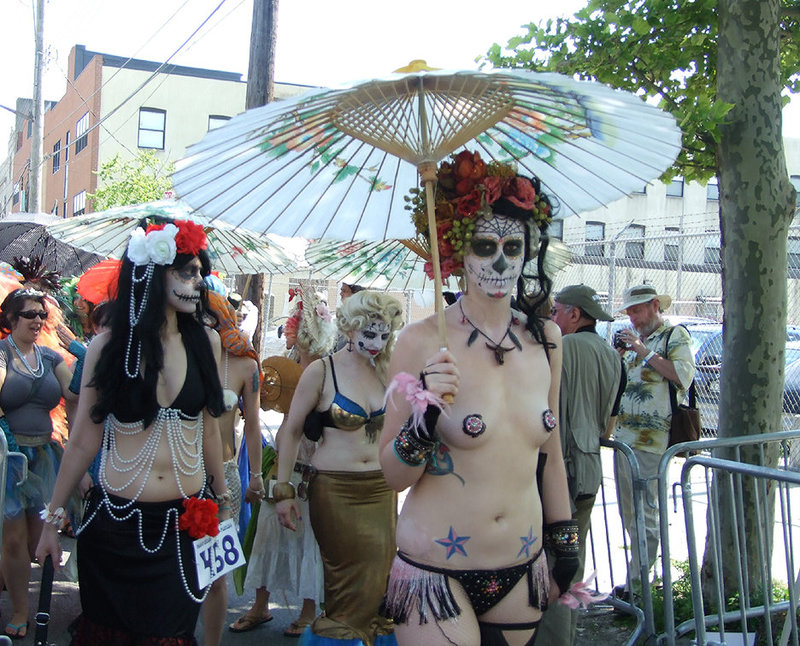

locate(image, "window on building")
[[585, 221, 605, 257], [75, 113, 89, 154], [790, 237, 800, 269], [666, 176, 684, 198], [664, 226, 679, 262], [138, 108, 166, 149], [27, 121, 32, 139], [208, 115, 231, 131], [52, 140, 61, 174], [547, 219, 563, 241], [16, 132, 22, 151], [73, 190, 86, 216], [12, 183, 19, 206], [65, 131, 70, 162], [623, 223, 645, 259], [791, 175, 800, 208], [707, 177, 719, 201], [704, 232, 721, 265]]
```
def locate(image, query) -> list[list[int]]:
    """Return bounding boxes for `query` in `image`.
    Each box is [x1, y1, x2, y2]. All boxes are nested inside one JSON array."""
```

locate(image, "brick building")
[[3, 44, 309, 216]]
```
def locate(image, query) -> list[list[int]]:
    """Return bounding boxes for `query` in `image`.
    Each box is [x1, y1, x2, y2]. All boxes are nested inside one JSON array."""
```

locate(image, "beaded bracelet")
[[40, 503, 68, 527], [272, 482, 296, 502], [545, 520, 580, 557], [393, 421, 436, 467]]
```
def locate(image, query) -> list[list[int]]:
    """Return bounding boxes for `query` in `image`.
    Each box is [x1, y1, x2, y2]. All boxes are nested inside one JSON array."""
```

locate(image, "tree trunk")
[[703, 0, 795, 599], [241, 0, 279, 357]]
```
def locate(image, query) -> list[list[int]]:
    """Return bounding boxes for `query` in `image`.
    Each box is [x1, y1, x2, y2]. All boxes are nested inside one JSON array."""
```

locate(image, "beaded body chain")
[[80, 408, 209, 602]]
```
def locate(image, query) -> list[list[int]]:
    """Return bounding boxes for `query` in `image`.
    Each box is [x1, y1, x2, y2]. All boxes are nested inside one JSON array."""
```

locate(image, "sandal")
[[228, 612, 273, 633], [283, 619, 311, 638], [4, 622, 28, 640]]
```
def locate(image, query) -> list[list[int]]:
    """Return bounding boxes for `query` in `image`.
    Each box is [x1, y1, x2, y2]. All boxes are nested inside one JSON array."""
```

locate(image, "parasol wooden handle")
[[420, 162, 454, 404]]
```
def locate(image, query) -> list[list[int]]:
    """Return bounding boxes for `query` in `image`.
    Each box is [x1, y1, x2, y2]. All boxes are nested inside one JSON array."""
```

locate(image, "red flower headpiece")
[[178, 497, 219, 539], [407, 150, 553, 280], [144, 220, 207, 257]]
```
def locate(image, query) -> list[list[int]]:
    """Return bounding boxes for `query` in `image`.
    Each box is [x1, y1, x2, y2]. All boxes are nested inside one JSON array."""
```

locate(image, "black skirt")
[[73, 488, 205, 645]]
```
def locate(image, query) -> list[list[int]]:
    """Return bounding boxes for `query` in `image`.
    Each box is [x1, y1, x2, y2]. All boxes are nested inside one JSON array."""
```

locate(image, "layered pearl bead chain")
[[125, 262, 155, 378], [80, 409, 210, 602], [8, 336, 44, 378]]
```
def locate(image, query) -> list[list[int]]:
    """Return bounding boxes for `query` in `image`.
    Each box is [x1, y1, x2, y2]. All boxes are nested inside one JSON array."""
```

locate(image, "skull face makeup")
[[166, 258, 203, 313], [464, 215, 525, 299], [352, 318, 391, 359]]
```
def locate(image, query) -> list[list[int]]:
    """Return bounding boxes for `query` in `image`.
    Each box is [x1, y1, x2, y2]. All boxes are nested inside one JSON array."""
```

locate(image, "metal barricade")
[[656, 430, 800, 645]]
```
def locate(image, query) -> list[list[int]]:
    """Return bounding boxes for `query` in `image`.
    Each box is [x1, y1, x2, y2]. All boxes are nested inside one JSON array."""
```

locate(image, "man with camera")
[[611, 284, 696, 600], [540, 285, 626, 645]]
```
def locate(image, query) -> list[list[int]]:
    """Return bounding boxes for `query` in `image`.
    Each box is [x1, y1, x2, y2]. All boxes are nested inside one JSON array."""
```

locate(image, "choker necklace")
[[458, 302, 521, 365], [8, 336, 45, 378]]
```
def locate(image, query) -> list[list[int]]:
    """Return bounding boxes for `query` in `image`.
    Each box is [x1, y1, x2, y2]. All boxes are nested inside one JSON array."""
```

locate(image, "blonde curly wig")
[[336, 290, 404, 381]]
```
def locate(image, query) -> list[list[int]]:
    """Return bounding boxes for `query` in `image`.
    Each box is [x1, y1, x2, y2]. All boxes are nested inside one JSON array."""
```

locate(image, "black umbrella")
[[0, 213, 101, 278]]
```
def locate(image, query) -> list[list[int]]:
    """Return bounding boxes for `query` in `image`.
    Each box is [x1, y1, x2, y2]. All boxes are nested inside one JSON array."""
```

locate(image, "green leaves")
[[89, 151, 174, 211]]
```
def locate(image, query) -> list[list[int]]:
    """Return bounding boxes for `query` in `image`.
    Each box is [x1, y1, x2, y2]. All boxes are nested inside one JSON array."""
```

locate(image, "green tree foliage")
[[483, 0, 800, 183], [89, 151, 174, 211]]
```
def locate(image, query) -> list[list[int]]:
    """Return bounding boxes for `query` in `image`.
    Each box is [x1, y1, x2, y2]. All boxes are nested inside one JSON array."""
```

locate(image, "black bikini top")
[[112, 344, 206, 423], [320, 356, 385, 432]]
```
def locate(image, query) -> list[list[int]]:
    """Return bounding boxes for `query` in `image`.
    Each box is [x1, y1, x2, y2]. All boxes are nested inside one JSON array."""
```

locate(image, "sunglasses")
[[18, 310, 48, 320]]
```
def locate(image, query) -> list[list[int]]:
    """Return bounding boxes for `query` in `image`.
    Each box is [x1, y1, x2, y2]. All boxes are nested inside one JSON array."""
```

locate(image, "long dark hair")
[[90, 220, 223, 425], [491, 175, 556, 350]]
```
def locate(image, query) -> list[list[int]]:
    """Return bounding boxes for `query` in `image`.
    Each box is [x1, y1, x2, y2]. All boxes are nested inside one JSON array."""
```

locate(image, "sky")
[[0, 0, 587, 147], [3, 0, 800, 160]]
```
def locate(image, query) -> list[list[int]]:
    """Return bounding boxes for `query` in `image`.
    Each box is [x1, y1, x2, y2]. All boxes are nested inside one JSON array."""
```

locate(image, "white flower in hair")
[[146, 223, 178, 265], [127, 228, 151, 266]]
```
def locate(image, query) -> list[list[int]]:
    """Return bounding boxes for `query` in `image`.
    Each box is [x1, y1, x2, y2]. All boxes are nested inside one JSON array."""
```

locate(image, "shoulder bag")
[[665, 326, 701, 449]]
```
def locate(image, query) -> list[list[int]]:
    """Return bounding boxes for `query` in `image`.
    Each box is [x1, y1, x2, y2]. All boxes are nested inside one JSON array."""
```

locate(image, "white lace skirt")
[[244, 471, 324, 605]]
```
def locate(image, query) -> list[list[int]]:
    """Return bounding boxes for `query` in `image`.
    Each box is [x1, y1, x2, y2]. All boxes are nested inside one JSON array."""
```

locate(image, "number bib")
[[192, 518, 245, 588]]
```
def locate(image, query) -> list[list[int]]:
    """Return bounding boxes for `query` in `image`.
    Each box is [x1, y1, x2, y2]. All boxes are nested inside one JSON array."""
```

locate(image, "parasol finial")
[[394, 60, 440, 73]]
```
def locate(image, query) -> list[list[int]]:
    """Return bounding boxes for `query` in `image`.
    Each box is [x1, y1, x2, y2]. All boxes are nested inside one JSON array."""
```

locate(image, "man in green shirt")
[[539, 284, 625, 645]]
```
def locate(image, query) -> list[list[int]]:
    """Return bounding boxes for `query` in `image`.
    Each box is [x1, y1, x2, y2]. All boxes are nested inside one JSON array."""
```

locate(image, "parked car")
[[595, 315, 715, 346], [782, 341, 800, 413], [690, 328, 800, 404]]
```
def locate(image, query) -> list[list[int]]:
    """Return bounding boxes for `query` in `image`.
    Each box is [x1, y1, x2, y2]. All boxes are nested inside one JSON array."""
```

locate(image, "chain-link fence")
[[550, 225, 800, 433]]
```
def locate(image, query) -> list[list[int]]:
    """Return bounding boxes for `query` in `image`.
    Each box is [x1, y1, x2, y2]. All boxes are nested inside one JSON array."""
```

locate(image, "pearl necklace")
[[8, 336, 44, 378], [79, 409, 210, 603]]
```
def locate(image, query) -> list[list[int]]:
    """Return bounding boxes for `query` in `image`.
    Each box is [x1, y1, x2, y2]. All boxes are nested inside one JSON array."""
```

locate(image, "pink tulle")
[[558, 572, 609, 609], [385, 371, 446, 430]]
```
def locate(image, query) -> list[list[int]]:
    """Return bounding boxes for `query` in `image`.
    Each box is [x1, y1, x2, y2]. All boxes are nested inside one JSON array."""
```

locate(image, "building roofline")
[[73, 44, 245, 83]]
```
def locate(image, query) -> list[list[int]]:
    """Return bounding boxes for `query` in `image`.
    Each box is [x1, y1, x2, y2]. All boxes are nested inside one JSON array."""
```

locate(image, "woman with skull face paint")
[[379, 152, 577, 646], [275, 290, 404, 646], [36, 218, 228, 645]]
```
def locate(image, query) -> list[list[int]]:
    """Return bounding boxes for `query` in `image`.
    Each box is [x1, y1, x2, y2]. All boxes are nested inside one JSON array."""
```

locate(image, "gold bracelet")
[[272, 482, 296, 502]]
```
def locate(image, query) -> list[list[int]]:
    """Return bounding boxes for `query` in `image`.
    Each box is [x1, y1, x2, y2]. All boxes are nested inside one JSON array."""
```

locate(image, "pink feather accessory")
[[385, 372, 447, 430], [558, 572, 609, 609]]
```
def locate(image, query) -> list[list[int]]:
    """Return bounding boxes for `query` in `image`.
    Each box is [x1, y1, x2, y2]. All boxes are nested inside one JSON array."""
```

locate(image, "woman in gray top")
[[0, 288, 75, 640]]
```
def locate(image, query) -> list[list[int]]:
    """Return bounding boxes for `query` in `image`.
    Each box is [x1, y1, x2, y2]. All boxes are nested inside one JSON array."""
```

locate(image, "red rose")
[[440, 257, 462, 280], [179, 497, 220, 539], [482, 176, 504, 205], [503, 177, 537, 210], [457, 189, 482, 217], [145, 223, 166, 234], [174, 220, 208, 256]]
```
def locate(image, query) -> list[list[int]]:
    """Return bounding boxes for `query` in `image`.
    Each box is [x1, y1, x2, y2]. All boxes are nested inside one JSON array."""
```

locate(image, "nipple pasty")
[[462, 414, 486, 437], [542, 409, 557, 432]]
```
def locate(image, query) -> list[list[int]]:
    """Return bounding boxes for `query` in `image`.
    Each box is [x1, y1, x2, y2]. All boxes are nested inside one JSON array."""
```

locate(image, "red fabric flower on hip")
[[179, 497, 220, 539], [174, 220, 208, 256]]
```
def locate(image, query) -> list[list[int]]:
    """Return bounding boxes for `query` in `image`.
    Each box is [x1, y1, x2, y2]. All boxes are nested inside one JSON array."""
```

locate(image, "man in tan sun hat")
[[540, 284, 626, 645], [610, 284, 695, 602]]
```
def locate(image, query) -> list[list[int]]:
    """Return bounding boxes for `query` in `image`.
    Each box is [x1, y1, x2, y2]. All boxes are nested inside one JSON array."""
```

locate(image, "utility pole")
[[241, 0, 279, 357], [29, 0, 45, 213]]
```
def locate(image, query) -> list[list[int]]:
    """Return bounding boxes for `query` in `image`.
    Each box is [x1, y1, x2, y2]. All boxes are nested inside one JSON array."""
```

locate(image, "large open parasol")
[[174, 65, 681, 344], [45, 199, 299, 276]]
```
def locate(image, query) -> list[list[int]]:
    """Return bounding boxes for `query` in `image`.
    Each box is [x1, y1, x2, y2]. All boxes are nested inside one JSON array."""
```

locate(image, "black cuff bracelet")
[[393, 421, 436, 467]]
